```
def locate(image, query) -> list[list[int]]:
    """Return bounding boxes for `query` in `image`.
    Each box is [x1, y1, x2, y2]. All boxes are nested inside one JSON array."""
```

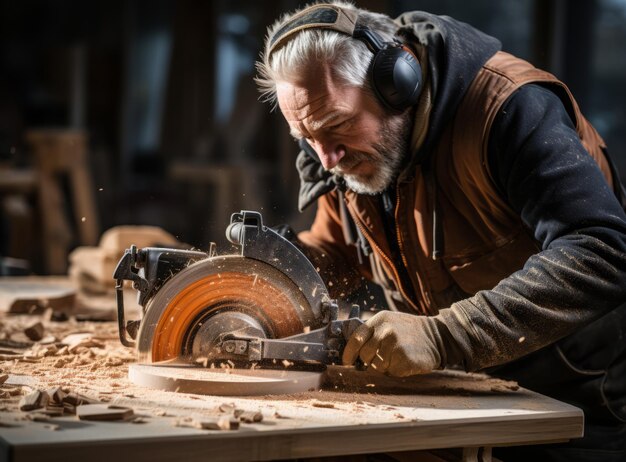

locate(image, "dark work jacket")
[[295, 12, 626, 426]]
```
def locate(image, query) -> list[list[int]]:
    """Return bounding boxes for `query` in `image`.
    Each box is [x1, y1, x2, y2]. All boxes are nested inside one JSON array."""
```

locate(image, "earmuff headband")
[[268, 5, 359, 57]]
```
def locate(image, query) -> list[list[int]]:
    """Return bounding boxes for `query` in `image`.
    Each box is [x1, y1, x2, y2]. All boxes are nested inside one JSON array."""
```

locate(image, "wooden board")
[[0, 369, 584, 462], [128, 363, 324, 395]]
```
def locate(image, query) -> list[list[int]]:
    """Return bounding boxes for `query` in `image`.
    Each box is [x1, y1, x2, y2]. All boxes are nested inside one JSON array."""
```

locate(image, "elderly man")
[[256, 2, 626, 460]]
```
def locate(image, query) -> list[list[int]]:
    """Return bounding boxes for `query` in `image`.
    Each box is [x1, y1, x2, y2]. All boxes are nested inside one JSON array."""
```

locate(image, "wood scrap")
[[26, 343, 58, 358], [61, 333, 105, 352], [11, 293, 75, 314], [491, 383, 520, 393], [47, 311, 69, 322], [0, 279, 76, 314], [196, 415, 239, 430], [311, 401, 337, 409], [77, 404, 134, 421], [218, 403, 237, 414], [0, 374, 8, 385], [24, 322, 44, 341], [217, 403, 262, 423], [174, 415, 240, 431], [47, 387, 66, 405], [0, 339, 32, 349], [19, 390, 49, 411], [38, 335, 57, 345], [237, 410, 263, 423], [63, 392, 98, 407]]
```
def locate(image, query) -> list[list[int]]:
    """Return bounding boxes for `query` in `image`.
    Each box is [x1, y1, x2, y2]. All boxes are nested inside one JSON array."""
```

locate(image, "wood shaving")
[[311, 401, 336, 409]]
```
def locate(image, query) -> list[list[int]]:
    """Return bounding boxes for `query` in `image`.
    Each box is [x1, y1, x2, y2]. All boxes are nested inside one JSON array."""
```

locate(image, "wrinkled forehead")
[[275, 63, 337, 120]]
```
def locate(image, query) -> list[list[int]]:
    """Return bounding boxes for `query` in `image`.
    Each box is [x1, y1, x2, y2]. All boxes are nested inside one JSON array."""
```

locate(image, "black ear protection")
[[352, 26, 422, 111], [267, 4, 422, 112]]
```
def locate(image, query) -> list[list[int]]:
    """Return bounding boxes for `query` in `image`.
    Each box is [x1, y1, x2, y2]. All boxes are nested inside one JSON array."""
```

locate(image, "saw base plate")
[[129, 363, 323, 396]]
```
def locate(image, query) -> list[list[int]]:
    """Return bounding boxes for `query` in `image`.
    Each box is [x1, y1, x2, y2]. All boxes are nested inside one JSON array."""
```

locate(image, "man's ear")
[[298, 138, 319, 161]]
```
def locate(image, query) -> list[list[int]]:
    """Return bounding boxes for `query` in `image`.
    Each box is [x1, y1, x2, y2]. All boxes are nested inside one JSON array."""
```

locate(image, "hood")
[[296, 11, 502, 210], [395, 11, 501, 173], [296, 139, 344, 212]]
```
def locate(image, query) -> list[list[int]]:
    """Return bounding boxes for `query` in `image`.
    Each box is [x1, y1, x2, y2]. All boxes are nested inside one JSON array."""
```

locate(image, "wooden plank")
[[0, 369, 584, 462], [128, 363, 324, 395], [1, 411, 582, 462]]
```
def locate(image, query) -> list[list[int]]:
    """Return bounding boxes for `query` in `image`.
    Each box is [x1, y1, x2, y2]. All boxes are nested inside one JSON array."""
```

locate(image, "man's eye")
[[328, 120, 346, 130]]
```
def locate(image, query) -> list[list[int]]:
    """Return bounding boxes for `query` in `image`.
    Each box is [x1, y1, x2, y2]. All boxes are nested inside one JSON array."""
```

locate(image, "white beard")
[[331, 111, 412, 195]]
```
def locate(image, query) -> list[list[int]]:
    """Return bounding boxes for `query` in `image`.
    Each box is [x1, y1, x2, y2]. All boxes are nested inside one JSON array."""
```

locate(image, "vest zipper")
[[394, 188, 413, 287], [343, 196, 421, 313], [422, 161, 444, 259], [394, 184, 433, 313]]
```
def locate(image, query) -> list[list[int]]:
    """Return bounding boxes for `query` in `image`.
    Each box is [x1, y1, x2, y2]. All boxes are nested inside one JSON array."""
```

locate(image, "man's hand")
[[342, 311, 445, 377]]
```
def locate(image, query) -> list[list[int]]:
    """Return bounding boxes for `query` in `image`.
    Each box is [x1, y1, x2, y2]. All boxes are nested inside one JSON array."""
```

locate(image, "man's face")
[[276, 63, 411, 194]]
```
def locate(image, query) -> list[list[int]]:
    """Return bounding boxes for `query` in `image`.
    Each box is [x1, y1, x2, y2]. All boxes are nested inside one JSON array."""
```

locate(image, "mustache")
[[330, 150, 370, 174]]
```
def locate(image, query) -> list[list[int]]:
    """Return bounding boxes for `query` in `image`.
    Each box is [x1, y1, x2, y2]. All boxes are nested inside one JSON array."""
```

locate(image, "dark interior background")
[[1, 0, 625, 274]]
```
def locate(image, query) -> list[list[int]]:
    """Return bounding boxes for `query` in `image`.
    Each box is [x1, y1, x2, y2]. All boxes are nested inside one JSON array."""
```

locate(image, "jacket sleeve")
[[297, 191, 371, 299], [437, 84, 626, 371]]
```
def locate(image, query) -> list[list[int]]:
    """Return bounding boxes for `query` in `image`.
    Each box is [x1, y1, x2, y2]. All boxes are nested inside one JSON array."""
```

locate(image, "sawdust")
[[0, 315, 135, 411]]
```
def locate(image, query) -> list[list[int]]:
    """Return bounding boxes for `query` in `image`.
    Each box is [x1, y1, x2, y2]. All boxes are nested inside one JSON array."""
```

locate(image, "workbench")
[[0, 367, 583, 462]]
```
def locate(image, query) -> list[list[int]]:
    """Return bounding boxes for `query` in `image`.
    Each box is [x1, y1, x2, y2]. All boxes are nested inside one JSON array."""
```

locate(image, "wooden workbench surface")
[[0, 366, 583, 462]]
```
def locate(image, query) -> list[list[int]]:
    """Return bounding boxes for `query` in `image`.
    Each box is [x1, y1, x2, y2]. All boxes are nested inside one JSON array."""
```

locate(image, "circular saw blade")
[[137, 255, 319, 363]]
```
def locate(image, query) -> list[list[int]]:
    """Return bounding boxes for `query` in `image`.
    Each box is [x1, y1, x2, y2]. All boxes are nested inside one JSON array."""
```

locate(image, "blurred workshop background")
[[0, 0, 625, 275]]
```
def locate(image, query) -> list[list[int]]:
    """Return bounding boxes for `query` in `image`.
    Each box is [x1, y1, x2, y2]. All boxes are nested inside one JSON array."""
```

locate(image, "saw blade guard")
[[137, 256, 320, 363], [127, 211, 332, 363]]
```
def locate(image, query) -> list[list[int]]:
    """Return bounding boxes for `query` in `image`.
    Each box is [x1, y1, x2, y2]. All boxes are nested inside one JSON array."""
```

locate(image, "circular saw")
[[113, 211, 362, 368]]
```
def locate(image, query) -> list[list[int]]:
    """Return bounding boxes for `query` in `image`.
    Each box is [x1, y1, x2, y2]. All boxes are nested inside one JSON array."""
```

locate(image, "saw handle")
[[115, 279, 136, 348], [217, 315, 365, 367]]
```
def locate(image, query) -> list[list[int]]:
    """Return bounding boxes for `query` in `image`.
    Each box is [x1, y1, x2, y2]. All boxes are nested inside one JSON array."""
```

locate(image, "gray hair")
[[255, 2, 398, 109]]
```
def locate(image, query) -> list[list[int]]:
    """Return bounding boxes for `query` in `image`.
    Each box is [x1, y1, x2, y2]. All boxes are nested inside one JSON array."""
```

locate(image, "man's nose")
[[314, 140, 346, 170]]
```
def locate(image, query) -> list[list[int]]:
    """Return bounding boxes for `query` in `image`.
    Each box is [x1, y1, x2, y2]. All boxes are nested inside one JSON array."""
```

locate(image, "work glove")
[[342, 311, 458, 377]]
